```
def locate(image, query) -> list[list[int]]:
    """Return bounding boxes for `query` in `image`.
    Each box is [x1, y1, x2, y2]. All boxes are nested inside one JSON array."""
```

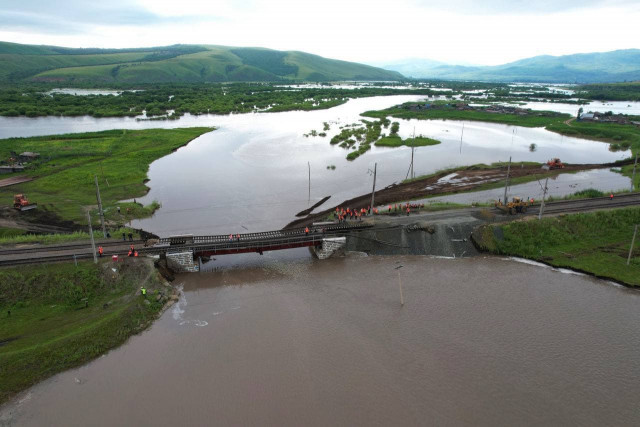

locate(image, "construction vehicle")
[[543, 158, 564, 170], [13, 194, 37, 211], [495, 196, 530, 215]]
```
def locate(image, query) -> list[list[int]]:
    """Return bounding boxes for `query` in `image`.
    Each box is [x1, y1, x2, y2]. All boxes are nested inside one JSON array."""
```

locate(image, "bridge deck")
[[145, 222, 371, 257]]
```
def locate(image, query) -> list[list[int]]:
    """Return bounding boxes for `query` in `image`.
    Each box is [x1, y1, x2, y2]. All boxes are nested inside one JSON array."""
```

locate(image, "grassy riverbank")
[[0, 127, 213, 228], [472, 207, 640, 286], [0, 258, 172, 404], [363, 103, 569, 127]]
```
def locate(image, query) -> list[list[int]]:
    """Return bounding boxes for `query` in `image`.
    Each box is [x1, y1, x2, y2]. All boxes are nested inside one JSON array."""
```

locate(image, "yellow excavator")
[[495, 196, 531, 215]]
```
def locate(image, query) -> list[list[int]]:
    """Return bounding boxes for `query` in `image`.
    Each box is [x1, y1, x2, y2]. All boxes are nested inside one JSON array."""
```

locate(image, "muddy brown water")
[[3, 255, 640, 426]]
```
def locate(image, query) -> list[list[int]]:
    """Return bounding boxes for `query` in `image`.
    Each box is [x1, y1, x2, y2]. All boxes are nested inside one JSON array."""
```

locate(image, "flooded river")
[[0, 95, 630, 235], [3, 256, 640, 426], [2, 96, 638, 424]]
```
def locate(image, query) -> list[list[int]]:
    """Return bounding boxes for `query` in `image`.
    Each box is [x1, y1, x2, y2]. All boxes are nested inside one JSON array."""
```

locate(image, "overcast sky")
[[1, 0, 638, 65]]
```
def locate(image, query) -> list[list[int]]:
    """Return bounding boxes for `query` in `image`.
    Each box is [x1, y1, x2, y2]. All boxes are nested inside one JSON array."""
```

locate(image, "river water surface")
[[0, 95, 630, 235], [3, 256, 639, 426]]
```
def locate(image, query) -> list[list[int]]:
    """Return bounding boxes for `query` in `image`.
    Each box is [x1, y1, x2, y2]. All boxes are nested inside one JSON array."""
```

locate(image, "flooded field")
[[3, 256, 640, 426], [421, 168, 631, 205], [502, 100, 640, 116], [0, 95, 630, 236]]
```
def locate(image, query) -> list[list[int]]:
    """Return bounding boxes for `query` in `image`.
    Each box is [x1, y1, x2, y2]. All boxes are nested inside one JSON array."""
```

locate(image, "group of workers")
[[96, 243, 138, 258], [388, 203, 425, 216], [335, 206, 380, 222], [127, 244, 139, 257], [334, 202, 428, 221]]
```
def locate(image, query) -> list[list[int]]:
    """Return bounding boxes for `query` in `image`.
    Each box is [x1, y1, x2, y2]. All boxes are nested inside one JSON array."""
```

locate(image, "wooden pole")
[[87, 211, 97, 264], [411, 127, 416, 179], [308, 161, 311, 203], [370, 162, 377, 211], [503, 156, 511, 205], [538, 177, 549, 220], [631, 153, 638, 192], [397, 270, 404, 306], [627, 224, 638, 266]]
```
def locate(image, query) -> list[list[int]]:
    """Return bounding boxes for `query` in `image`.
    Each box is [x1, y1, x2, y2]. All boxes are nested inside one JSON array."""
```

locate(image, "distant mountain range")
[[0, 42, 402, 83], [376, 50, 640, 83], [2, 41, 639, 84]]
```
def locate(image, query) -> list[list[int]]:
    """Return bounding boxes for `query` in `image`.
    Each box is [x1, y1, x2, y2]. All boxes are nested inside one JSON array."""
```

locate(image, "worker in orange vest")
[[128, 250, 132, 257], [610, 193, 614, 200], [98, 246, 103, 257], [406, 206, 410, 216], [305, 227, 309, 235], [134, 251, 139, 257]]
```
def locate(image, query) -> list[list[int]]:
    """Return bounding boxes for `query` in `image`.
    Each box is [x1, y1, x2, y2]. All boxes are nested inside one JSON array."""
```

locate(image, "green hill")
[[0, 41, 403, 83], [382, 49, 640, 83]]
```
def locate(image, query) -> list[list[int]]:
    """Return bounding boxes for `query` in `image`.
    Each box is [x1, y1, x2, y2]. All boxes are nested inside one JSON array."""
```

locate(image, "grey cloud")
[[0, 0, 216, 35]]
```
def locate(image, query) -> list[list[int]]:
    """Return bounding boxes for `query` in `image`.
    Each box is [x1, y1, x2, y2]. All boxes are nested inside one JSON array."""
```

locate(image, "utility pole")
[[94, 175, 107, 238], [370, 162, 377, 211], [410, 127, 415, 180], [627, 224, 638, 266], [538, 177, 549, 220], [503, 156, 512, 205], [87, 211, 97, 264], [395, 265, 404, 306], [308, 161, 311, 203], [631, 153, 638, 192], [459, 123, 465, 154]]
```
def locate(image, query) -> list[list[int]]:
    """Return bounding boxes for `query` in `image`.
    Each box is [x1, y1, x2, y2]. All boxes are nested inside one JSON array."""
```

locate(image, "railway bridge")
[[143, 222, 372, 272]]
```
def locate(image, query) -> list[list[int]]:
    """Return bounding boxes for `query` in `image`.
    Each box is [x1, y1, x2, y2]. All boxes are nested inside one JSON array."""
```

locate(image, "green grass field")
[[375, 135, 441, 147], [0, 259, 169, 404], [0, 127, 213, 225], [473, 207, 640, 286], [363, 104, 568, 127]]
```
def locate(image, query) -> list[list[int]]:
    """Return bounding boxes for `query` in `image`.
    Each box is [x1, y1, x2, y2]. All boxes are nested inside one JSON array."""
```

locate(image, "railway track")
[[0, 239, 145, 256], [1, 194, 638, 266]]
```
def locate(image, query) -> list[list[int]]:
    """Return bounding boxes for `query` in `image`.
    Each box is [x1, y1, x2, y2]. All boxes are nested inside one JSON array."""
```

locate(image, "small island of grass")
[[375, 135, 441, 148]]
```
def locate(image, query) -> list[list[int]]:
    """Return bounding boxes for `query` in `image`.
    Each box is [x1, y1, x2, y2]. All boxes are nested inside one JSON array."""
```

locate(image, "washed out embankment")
[[285, 159, 635, 229]]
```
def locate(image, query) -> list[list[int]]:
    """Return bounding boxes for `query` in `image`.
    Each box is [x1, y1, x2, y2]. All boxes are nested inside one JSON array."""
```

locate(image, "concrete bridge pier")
[[313, 237, 347, 259], [166, 251, 200, 273]]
